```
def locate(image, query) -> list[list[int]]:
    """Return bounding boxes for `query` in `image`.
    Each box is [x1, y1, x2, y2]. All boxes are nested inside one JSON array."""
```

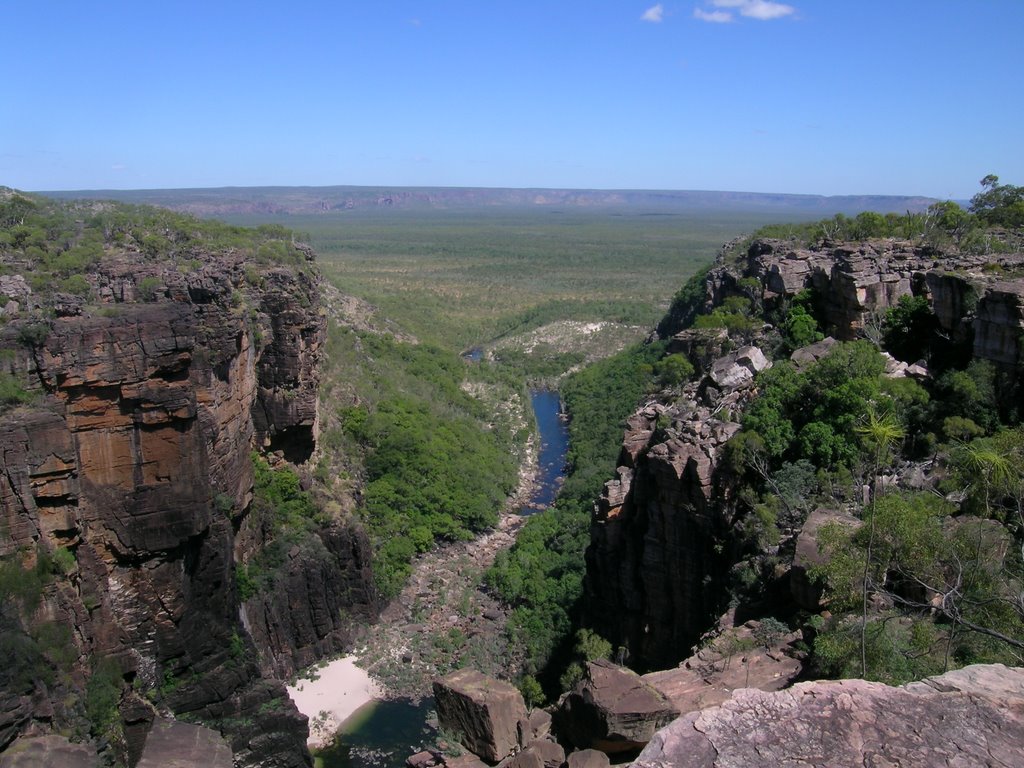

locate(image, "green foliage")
[[654, 353, 694, 387], [813, 615, 945, 685], [16, 322, 50, 348], [137, 276, 162, 301], [752, 617, 789, 649], [781, 303, 823, 351], [518, 674, 546, 709], [487, 343, 660, 688], [933, 361, 999, 433], [0, 194, 312, 315], [0, 372, 32, 408], [812, 486, 1024, 678], [327, 329, 518, 599], [85, 657, 124, 738], [692, 295, 760, 340], [50, 547, 76, 576], [970, 174, 1024, 229], [742, 341, 887, 469], [657, 264, 712, 338], [238, 456, 325, 599], [883, 295, 936, 363]]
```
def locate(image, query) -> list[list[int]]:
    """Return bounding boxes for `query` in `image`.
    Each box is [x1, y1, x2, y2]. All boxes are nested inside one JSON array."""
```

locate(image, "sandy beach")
[[286, 656, 384, 749]]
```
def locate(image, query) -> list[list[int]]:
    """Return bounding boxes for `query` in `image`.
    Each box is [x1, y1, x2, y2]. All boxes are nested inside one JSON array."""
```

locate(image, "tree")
[[969, 174, 1024, 228], [855, 408, 905, 676]]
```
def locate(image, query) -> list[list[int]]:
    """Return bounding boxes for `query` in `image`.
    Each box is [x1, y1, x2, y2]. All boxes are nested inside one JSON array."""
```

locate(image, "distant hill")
[[38, 185, 936, 218]]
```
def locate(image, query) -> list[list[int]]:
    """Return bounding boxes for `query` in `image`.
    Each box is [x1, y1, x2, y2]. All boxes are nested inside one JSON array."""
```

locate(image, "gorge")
[[2, 188, 1023, 768]]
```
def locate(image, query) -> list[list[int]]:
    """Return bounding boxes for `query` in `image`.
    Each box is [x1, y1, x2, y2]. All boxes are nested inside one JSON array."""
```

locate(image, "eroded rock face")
[[243, 523, 377, 679], [585, 362, 751, 670], [633, 664, 1024, 768], [433, 670, 529, 763], [0, 734, 97, 768], [715, 238, 1024, 367], [557, 661, 679, 755], [0, 251, 363, 765]]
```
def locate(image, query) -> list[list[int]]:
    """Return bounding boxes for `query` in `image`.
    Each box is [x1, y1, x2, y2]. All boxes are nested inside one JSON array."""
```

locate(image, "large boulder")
[[557, 660, 679, 755], [136, 718, 233, 768], [707, 345, 771, 393], [433, 670, 528, 763], [565, 749, 610, 768], [633, 664, 1024, 768]]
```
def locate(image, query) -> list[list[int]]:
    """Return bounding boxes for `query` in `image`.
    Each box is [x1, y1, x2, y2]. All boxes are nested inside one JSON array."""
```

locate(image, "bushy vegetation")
[[486, 342, 664, 691], [322, 327, 519, 598], [236, 455, 327, 600], [0, 190, 312, 306], [230, 207, 790, 351], [715, 176, 1024, 267]]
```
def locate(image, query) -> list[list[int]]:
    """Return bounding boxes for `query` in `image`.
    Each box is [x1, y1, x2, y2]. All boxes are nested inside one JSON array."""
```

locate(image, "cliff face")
[[714, 238, 1024, 364], [584, 352, 764, 671], [0, 243, 373, 765], [585, 238, 1024, 672]]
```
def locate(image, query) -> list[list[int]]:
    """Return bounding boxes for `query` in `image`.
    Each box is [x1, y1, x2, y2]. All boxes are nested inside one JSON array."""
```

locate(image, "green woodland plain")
[[3, 181, 1024, 735]]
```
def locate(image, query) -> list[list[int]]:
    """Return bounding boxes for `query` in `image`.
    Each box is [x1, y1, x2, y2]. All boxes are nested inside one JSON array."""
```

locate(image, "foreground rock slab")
[[633, 664, 1024, 768], [136, 719, 233, 768], [558, 660, 679, 755], [433, 669, 528, 762], [0, 735, 97, 767]]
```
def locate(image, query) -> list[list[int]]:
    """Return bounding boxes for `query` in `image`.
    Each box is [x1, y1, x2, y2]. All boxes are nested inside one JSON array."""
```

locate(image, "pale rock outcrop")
[[136, 718, 233, 768], [642, 619, 803, 716], [633, 664, 1024, 768]]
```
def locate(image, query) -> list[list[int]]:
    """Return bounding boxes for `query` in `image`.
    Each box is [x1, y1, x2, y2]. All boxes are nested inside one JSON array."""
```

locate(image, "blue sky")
[[2, 1, 1021, 198]]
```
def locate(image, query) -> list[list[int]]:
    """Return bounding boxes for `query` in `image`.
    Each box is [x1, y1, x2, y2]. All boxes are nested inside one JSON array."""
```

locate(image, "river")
[[315, 390, 569, 768]]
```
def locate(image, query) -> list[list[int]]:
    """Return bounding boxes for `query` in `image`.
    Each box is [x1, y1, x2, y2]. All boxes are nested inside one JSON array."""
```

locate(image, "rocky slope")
[[0, 199, 376, 766], [634, 663, 1024, 768], [585, 236, 1024, 672]]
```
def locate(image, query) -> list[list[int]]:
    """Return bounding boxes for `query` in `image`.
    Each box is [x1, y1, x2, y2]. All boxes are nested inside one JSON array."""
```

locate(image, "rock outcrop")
[[633, 664, 1024, 768], [584, 360, 753, 670], [556, 661, 679, 755], [586, 236, 1024, 674], [641, 618, 803, 716], [698, 237, 1024, 366], [0, 235, 374, 765], [433, 670, 529, 763]]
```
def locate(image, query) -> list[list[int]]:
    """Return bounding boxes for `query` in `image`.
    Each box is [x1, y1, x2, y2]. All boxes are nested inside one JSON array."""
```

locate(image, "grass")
[[222, 207, 802, 352]]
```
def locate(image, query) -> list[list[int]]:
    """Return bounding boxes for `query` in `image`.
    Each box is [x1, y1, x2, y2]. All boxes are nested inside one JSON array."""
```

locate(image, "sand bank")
[[286, 656, 384, 749]]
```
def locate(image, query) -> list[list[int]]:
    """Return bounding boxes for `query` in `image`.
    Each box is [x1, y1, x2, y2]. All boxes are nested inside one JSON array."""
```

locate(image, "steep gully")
[[315, 390, 570, 768]]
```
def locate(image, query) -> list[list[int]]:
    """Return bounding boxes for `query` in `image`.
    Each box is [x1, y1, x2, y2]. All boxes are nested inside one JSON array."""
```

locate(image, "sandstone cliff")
[[584, 236, 1024, 672], [0, 199, 376, 766]]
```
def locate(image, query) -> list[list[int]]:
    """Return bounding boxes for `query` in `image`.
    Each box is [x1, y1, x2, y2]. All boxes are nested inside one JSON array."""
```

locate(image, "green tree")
[[970, 174, 1024, 228]]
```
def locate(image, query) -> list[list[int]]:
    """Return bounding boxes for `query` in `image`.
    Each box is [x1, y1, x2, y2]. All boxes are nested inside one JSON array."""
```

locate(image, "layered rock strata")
[[587, 237, 1024, 673], [702, 238, 1024, 365], [584, 349, 766, 670], [0, 250, 372, 765]]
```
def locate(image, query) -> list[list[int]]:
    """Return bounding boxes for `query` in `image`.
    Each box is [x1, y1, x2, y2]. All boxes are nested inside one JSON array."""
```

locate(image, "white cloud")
[[641, 4, 664, 23], [695, 0, 796, 22], [734, 0, 795, 20], [694, 8, 733, 22]]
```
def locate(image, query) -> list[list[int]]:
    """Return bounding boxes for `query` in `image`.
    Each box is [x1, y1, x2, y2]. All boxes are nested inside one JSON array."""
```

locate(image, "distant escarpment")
[[586, 232, 1024, 672], [0, 194, 376, 766]]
